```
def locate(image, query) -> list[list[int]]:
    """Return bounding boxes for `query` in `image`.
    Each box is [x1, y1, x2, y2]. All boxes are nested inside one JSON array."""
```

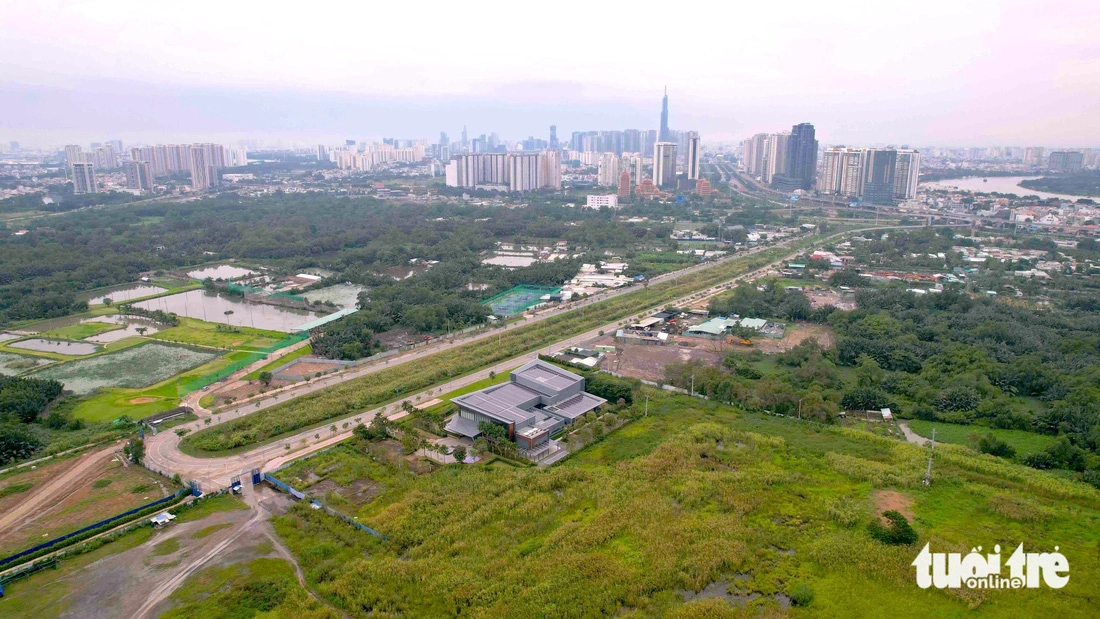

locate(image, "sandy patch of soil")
[[873, 489, 914, 523]]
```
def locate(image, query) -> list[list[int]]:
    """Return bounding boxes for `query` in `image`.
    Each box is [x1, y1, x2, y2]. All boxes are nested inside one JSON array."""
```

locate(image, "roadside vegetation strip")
[[179, 238, 822, 456]]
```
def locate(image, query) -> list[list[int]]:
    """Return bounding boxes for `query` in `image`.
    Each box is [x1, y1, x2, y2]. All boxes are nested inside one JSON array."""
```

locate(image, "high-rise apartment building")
[[772, 123, 817, 191], [597, 153, 620, 186], [541, 149, 561, 190], [509, 152, 541, 192], [838, 150, 865, 198], [763, 133, 789, 184], [743, 133, 769, 177], [189, 146, 216, 192], [1048, 150, 1084, 173], [684, 132, 700, 181], [1024, 147, 1045, 167], [893, 150, 921, 200], [862, 149, 898, 204], [653, 142, 677, 188], [445, 151, 559, 192], [124, 160, 154, 192], [71, 162, 97, 194], [64, 145, 85, 167], [659, 87, 671, 142], [93, 145, 119, 169]]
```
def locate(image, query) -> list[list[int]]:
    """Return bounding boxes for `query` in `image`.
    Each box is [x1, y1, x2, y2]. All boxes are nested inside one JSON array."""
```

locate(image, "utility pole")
[[923, 428, 937, 486], [798, 397, 803, 419], [644, 394, 649, 417], [690, 374, 695, 397]]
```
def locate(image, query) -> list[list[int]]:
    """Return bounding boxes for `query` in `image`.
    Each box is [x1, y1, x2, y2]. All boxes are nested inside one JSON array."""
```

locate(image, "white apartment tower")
[[597, 152, 620, 186], [893, 150, 921, 200], [653, 142, 677, 188], [685, 132, 700, 180]]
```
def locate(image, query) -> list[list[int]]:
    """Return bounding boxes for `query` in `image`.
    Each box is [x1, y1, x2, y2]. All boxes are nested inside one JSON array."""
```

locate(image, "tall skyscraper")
[[773, 123, 817, 191], [317, 145, 328, 162], [549, 125, 558, 150], [763, 133, 789, 184], [863, 149, 898, 204], [189, 146, 216, 192], [1048, 150, 1084, 173], [659, 87, 671, 142], [684, 132, 701, 180], [1024, 147, 1045, 167], [124, 160, 153, 192], [838, 150, 866, 198], [71, 162, 97, 194], [64, 145, 85, 167], [743, 134, 769, 177], [893, 150, 921, 200], [597, 152, 620, 186], [541, 149, 562, 190], [439, 132, 449, 147], [460, 126, 468, 152], [653, 142, 677, 188]]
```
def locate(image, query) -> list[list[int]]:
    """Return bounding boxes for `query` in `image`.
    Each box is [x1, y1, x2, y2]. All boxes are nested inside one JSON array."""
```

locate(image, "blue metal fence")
[[0, 489, 188, 569]]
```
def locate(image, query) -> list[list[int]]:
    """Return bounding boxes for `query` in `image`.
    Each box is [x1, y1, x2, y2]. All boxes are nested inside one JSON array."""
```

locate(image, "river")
[[921, 176, 1089, 202]]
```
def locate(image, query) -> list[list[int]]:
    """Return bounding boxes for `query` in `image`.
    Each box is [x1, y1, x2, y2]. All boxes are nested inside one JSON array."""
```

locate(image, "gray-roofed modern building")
[[445, 360, 606, 456]]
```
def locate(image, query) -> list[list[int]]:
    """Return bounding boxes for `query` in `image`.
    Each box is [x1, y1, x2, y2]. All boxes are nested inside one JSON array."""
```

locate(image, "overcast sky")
[[2, 0, 1098, 149]]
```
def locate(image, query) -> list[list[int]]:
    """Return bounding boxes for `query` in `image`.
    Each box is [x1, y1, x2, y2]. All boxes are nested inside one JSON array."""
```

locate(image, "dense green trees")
[[309, 312, 384, 360], [707, 280, 823, 322], [0, 424, 44, 464], [0, 376, 64, 424]]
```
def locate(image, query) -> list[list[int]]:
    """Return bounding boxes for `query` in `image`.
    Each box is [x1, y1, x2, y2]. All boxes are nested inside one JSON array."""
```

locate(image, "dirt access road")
[[11, 484, 297, 619], [0, 444, 120, 539]]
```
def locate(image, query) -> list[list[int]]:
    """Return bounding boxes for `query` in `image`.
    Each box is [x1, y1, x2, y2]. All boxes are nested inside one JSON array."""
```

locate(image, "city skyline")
[[3, 2, 1099, 148]]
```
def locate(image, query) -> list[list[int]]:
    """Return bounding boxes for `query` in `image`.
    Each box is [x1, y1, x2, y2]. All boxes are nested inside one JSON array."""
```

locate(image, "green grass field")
[[159, 558, 334, 618], [269, 389, 1100, 617], [39, 322, 122, 340], [152, 317, 286, 351], [906, 419, 1059, 457]]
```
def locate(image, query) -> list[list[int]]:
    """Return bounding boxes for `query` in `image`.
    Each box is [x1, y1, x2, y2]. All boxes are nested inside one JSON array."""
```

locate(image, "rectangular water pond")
[[133, 289, 324, 332], [87, 284, 168, 305], [8, 338, 101, 356], [34, 342, 218, 395]]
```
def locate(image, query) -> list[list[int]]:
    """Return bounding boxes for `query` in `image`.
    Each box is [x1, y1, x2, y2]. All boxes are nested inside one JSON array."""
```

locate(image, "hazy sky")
[[2, 0, 1099, 148]]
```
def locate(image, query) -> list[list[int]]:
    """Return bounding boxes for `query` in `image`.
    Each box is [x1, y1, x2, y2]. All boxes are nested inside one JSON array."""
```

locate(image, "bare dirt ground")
[[6, 487, 299, 619], [210, 378, 294, 406], [873, 489, 915, 523], [592, 337, 724, 382], [745, 323, 834, 354], [806, 288, 857, 311], [281, 360, 340, 377], [0, 448, 171, 557]]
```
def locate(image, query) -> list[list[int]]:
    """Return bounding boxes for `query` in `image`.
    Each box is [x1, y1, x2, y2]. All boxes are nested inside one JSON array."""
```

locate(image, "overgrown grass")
[[152, 317, 286, 351], [151, 537, 181, 556], [40, 322, 123, 340], [173, 493, 248, 523], [269, 390, 1100, 617], [159, 558, 336, 619], [906, 419, 1059, 457]]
